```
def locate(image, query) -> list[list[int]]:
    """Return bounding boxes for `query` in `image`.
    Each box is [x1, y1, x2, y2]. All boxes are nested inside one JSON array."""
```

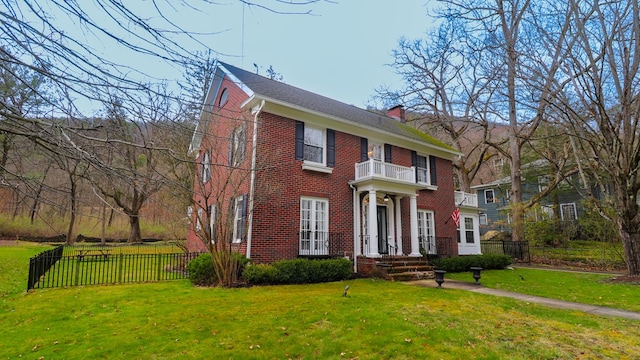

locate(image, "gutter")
[[349, 182, 358, 274], [246, 99, 265, 260]]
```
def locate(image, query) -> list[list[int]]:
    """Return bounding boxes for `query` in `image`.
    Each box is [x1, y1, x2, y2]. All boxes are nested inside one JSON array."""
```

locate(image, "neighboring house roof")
[[191, 61, 460, 159], [471, 159, 552, 190]]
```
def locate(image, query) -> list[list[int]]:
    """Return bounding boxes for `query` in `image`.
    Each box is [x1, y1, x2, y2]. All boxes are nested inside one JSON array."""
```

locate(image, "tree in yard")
[[387, 0, 575, 241], [88, 94, 171, 243], [557, 0, 640, 275]]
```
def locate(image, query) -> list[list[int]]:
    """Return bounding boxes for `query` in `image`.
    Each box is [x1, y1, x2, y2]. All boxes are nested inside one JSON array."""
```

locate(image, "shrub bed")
[[432, 254, 512, 273], [243, 258, 353, 285], [187, 252, 250, 286]]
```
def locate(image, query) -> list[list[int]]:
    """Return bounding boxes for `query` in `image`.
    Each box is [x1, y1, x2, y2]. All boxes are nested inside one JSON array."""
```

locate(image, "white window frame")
[[479, 213, 487, 225], [417, 210, 435, 254], [485, 189, 495, 204], [464, 217, 476, 244], [560, 203, 577, 221], [230, 125, 246, 167], [303, 126, 325, 165], [209, 205, 216, 244], [368, 143, 383, 161], [299, 197, 329, 255], [415, 154, 429, 184], [232, 196, 245, 243], [201, 149, 211, 183], [195, 208, 204, 232]]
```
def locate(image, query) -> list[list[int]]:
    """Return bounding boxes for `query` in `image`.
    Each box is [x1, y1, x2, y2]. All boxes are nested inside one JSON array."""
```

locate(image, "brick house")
[[186, 61, 480, 274]]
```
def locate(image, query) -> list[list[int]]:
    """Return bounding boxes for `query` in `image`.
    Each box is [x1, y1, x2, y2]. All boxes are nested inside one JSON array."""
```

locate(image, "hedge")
[[243, 258, 353, 285], [431, 254, 512, 273]]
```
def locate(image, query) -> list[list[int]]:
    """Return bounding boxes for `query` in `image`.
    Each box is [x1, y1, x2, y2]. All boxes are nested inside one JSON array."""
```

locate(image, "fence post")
[[118, 253, 124, 284]]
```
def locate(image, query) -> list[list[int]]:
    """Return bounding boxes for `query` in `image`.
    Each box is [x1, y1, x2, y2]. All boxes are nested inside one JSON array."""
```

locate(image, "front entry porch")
[[355, 190, 421, 258]]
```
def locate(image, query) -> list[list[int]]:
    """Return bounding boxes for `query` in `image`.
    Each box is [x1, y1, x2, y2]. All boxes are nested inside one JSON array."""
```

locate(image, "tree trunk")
[[128, 213, 142, 243], [619, 225, 640, 275], [66, 177, 77, 244]]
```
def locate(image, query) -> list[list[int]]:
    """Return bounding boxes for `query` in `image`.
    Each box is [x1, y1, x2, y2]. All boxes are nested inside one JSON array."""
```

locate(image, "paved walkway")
[[409, 278, 640, 321]]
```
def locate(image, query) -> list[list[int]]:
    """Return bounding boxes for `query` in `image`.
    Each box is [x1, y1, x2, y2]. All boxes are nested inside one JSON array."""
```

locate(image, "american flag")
[[450, 207, 460, 227]]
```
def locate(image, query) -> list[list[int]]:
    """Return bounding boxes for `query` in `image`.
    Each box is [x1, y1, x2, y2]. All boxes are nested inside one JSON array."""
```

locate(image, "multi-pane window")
[[485, 189, 495, 204], [464, 217, 475, 244], [416, 154, 429, 183], [300, 197, 329, 255], [229, 125, 246, 167], [201, 149, 211, 183], [560, 203, 577, 221], [303, 126, 324, 164], [479, 213, 487, 225], [417, 210, 435, 253], [232, 196, 246, 243]]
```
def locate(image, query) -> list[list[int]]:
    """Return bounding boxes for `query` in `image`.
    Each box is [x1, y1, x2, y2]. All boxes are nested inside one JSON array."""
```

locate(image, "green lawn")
[[447, 267, 640, 312], [3, 243, 640, 359]]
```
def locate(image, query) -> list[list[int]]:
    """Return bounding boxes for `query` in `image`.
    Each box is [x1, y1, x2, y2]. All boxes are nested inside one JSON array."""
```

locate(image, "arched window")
[[218, 88, 229, 107]]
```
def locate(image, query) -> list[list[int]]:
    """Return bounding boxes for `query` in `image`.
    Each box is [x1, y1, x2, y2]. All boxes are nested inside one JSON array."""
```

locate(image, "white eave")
[[242, 94, 462, 161]]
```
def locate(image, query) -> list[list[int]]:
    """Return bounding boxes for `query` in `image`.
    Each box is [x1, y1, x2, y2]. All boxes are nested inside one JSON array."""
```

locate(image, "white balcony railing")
[[454, 191, 478, 207], [355, 159, 416, 184]]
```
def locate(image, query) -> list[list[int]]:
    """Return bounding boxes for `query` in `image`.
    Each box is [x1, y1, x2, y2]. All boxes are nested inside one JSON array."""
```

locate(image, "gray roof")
[[219, 62, 457, 153]]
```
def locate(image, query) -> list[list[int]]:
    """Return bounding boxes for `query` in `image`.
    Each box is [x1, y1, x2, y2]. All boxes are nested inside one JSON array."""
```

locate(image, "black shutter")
[[360, 138, 369, 162], [384, 144, 392, 163], [295, 121, 304, 160], [429, 155, 438, 185], [411, 151, 418, 183], [327, 129, 335, 167]]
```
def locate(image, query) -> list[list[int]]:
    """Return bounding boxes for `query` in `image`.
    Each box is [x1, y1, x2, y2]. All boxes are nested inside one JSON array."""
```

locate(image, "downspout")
[[349, 182, 358, 274], [246, 99, 265, 260]]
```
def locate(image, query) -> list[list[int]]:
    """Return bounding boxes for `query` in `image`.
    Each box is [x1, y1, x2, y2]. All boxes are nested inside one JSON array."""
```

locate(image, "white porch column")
[[368, 190, 379, 256], [409, 194, 421, 256], [395, 196, 403, 255]]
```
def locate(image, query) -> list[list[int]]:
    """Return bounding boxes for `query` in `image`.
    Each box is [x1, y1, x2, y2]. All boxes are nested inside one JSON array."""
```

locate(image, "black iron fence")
[[298, 232, 348, 257], [481, 240, 530, 262], [28, 248, 201, 290], [27, 245, 64, 291]]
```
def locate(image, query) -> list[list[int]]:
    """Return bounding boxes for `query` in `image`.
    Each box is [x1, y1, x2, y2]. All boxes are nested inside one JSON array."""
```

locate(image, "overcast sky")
[[40, 1, 435, 113], [210, 0, 435, 107]]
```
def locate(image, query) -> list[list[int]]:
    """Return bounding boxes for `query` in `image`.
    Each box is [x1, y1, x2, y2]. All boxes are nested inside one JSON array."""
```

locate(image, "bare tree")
[[557, 0, 640, 275], [386, 0, 574, 241]]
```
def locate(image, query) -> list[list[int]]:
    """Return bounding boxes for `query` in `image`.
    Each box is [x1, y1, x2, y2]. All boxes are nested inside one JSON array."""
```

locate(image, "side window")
[[560, 203, 577, 221], [232, 195, 247, 243], [485, 189, 495, 204], [304, 126, 324, 164], [229, 125, 246, 167], [201, 149, 211, 183]]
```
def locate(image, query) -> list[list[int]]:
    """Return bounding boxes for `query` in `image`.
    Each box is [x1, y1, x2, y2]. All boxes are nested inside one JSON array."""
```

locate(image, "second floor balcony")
[[454, 191, 478, 208], [355, 159, 425, 186]]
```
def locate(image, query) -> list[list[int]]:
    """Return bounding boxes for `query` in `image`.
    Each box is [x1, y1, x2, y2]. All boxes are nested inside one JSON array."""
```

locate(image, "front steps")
[[375, 256, 434, 281]]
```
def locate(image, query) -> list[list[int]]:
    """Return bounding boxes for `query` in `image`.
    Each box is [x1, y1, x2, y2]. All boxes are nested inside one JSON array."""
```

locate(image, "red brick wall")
[[250, 114, 361, 263], [187, 75, 254, 252]]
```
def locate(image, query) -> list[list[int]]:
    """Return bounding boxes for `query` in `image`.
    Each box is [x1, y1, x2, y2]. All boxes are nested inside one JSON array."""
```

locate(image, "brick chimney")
[[386, 105, 405, 123]]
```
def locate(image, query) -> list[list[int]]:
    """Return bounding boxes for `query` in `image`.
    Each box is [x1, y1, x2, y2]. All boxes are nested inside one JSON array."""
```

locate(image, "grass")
[[3, 243, 640, 359], [530, 240, 626, 269], [447, 267, 640, 312]]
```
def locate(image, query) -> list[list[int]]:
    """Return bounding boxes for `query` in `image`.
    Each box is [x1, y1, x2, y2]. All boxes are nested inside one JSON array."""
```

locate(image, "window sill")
[[417, 181, 437, 191], [302, 161, 333, 174]]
